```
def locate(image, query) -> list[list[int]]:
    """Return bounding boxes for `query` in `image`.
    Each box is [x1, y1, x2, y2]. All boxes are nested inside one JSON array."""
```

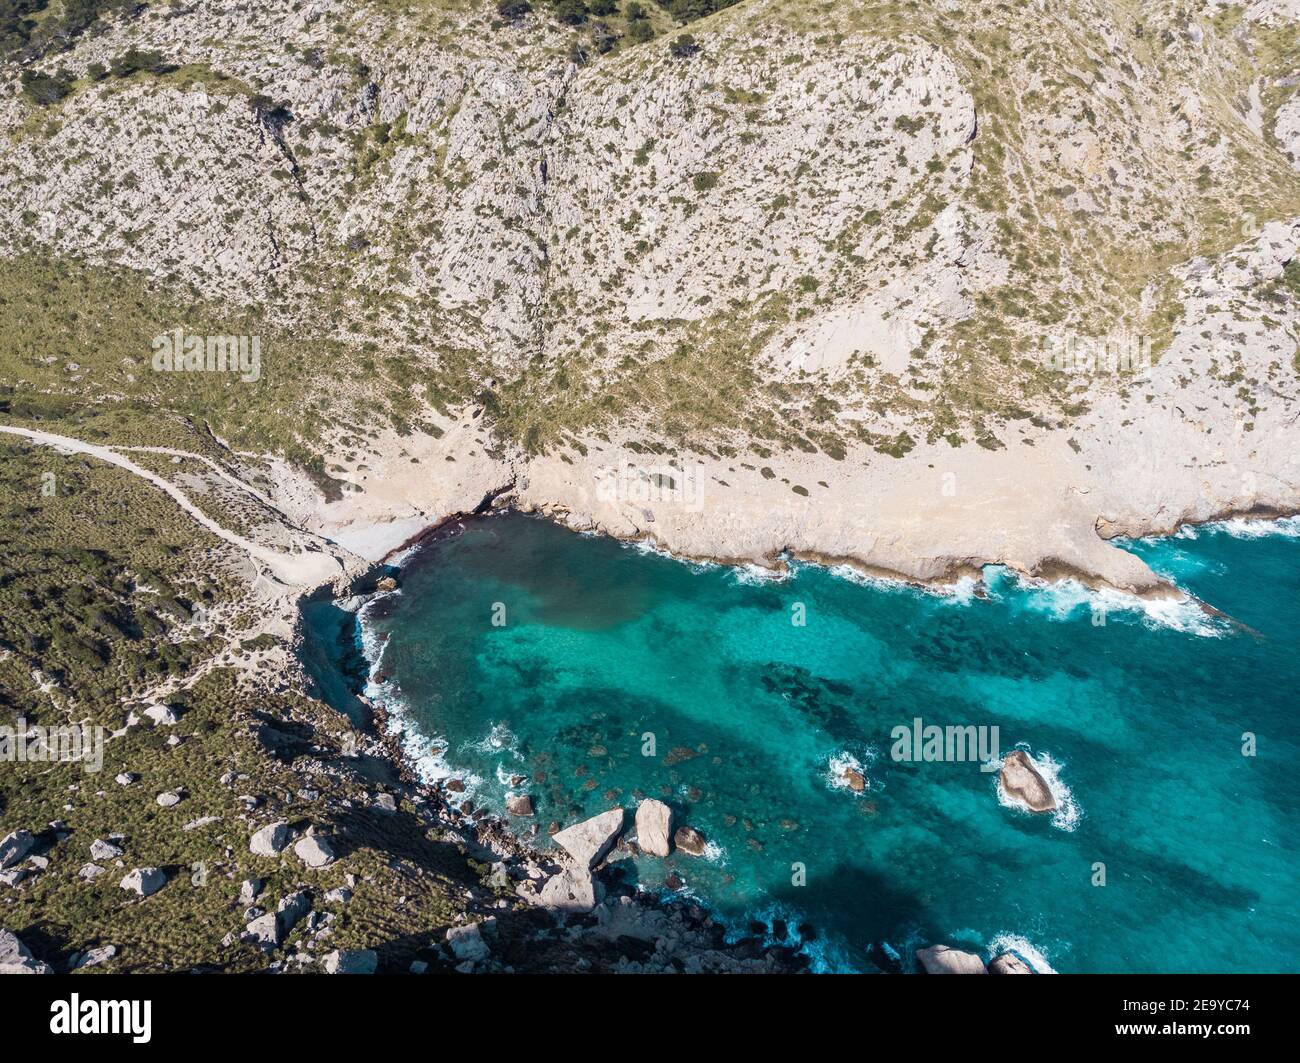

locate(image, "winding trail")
[[0, 424, 342, 588]]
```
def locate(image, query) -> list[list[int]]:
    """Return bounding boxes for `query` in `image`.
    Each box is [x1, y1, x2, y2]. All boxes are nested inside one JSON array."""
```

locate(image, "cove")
[[305, 512, 1300, 973]]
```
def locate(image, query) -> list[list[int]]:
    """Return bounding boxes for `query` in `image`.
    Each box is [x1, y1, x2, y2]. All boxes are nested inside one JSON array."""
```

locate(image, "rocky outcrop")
[[999, 750, 1057, 813], [249, 821, 292, 856], [120, 867, 167, 898], [537, 866, 605, 913], [916, 944, 987, 974], [673, 826, 707, 857], [552, 808, 624, 870], [323, 948, 377, 974], [989, 951, 1035, 974], [0, 928, 52, 974], [0, 830, 34, 870], [635, 798, 673, 857]]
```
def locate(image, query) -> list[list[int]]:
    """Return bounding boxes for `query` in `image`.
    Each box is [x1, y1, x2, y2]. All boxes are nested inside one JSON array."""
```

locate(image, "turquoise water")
[[317, 513, 1300, 973]]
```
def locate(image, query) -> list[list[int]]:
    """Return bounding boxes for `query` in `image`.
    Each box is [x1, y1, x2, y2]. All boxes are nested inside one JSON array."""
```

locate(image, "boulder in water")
[[999, 750, 1057, 813], [989, 951, 1035, 974], [635, 798, 674, 857], [673, 825, 708, 856], [506, 794, 534, 817], [915, 944, 987, 974]]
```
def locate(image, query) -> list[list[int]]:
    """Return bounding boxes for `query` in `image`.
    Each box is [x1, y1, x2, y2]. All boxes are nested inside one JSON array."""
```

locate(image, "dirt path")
[[1, 424, 343, 588]]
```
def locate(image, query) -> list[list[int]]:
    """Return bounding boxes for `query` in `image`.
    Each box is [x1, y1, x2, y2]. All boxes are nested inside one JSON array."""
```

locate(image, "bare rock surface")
[[916, 944, 987, 974], [999, 750, 1057, 813]]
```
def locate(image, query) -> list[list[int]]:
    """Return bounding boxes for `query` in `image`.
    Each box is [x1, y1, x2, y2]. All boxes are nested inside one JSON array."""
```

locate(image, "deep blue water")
[[305, 514, 1300, 972]]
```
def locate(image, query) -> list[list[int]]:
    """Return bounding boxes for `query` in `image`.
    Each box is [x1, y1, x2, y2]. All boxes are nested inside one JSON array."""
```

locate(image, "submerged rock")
[[999, 750, 1057, 813], [635, 798, 674, 857], [673, 825, 708, 856], [915, 944, 987, 974], [553, 808, 624, 870]]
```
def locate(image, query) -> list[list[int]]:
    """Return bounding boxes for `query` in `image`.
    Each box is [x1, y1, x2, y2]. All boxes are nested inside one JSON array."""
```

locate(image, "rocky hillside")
[[2, 0, 1297, 462]]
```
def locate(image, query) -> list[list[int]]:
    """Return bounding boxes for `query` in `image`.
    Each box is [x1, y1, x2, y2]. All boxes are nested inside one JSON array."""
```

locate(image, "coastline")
[[299, 507, 1300, 973], [299, 552, 823, 974]]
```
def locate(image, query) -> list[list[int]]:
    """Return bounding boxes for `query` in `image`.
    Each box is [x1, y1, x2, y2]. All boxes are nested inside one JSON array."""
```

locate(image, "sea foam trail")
[[1169, 515, 1300, 541], [356, 593, 482, 800], [988, 568, 1228, 637]]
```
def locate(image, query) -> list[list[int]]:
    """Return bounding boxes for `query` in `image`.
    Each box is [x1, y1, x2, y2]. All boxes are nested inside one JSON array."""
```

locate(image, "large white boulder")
[[446, 922, 490, 963], [0, 830, 35, 870], [294, 835, 337, 869], [119, 867, 167, 898], [537, 866, 604, 913], [552, 808, 624, 870], [635, 799, 673, 857], [249, 821, 291, 856], [143, 703, 181, 726]]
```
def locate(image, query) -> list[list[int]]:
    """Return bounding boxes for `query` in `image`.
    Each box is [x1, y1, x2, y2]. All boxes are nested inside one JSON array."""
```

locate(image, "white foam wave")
[[988, 932, 1060, 974], [826, 748, 875, 796], [731, 562, 790, 586], [994, 569, 1227, 638], [464, 721, 523, 763], [355, 596, 479, 799], [1170, 515, 1300, 541], [625, 536, 717, 573]]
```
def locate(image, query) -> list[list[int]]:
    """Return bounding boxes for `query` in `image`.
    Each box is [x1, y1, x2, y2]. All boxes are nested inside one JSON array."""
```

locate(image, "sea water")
[[304, 513, 1300, 972]]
